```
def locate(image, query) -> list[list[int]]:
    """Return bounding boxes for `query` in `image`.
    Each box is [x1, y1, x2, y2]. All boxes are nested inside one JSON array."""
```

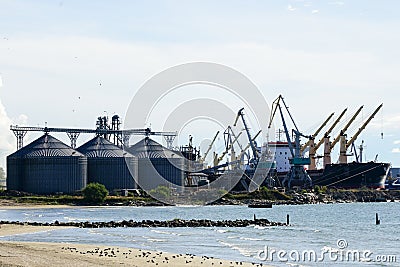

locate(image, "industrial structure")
[[268, 96, 389, 189], [126, 137, 185, 188], [77, 136, 138, 191], [7, 115, 179, 194], [10, 115, 177, 150], [6, 97, 390, 194], [7, 134, 87, 194]]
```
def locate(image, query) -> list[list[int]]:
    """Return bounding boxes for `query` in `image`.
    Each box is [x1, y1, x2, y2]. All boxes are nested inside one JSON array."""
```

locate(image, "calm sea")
[[0, 202, 399, 266]]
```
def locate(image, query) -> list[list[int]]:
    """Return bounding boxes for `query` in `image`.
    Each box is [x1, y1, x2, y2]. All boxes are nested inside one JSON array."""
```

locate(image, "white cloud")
[[0, 87, 28, 169], [0, 98, 15, 168], [288, 5, 296, 11], [392, 148, 400, 153]]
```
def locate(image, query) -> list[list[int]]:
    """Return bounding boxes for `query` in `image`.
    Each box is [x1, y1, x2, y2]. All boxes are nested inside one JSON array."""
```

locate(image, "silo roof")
[[77, 136, 133, 157], [8, 134, 84, 158], [127, 137, 182, 158]]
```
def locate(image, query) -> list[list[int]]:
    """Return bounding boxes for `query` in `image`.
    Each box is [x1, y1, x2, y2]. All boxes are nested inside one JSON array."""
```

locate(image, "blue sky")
[[1, 0, 400, 169]]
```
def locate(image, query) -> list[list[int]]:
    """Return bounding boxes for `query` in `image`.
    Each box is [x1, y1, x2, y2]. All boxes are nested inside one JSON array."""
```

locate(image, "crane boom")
[[269, 95, 295, 157], [315, 108, 347, 150], [346, 104, 383, 148], [214, 131, 243, 165], [300, 112, 334, 153], [308, 108, 347, 170], [330, 106, 363, 149], [202, 131, 219, 161], [234, 108, 259, 160], [237, 130, 262, 160]]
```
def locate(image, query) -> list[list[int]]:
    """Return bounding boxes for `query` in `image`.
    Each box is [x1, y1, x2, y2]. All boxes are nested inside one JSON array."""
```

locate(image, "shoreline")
[[0, 225, 268, 267], [1, 188, 399, 209]]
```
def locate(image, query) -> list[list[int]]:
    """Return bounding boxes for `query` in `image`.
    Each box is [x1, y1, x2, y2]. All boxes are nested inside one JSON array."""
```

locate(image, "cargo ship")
[[307, 161, 390, 188], [269, 141, 390, 188]]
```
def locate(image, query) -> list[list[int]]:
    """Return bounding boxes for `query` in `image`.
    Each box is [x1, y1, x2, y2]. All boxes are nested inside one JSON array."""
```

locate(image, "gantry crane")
[[308, 108, 347, 170], [269, 95, 312, 188], [338, 104, 383, 163], [323, 106, 363, 166]]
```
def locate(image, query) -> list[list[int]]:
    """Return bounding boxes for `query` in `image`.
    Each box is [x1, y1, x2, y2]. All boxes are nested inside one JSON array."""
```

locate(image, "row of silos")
[[7, 134, 136, 194], [7, 134, 184, 194]]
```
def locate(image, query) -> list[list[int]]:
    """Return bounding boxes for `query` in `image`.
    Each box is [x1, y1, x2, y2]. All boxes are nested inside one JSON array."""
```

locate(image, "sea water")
[[0, 202, 399, 266]]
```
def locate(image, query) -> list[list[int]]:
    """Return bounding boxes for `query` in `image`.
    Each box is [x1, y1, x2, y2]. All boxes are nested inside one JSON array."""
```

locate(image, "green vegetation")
[[226, 186, 291, 201], [148, 185, 171, 199], [257, 186, 292, 200], [313, 185, 327, 194], [82, 183, 109, 204]]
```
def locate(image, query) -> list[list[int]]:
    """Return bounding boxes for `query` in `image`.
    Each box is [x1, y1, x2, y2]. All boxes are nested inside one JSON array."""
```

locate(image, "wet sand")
[[0, 224, 268, 267]]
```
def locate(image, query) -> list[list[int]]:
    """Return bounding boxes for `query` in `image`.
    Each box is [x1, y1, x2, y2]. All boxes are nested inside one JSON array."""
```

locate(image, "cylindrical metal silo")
[[6, 134, 87, 194], [127, 137, 185, 188], [77, 136, 137, 191]]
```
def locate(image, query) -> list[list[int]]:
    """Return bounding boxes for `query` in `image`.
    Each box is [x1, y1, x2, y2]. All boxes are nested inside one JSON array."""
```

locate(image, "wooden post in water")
[[286, 214, 290, 225], [376, 213, 380, 225]]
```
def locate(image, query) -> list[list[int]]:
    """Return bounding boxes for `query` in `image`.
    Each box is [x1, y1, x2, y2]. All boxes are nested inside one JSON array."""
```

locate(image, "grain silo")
[[126, 137, 185, 189], [77, 136, 137, 191], [6, 133, 87, 194]]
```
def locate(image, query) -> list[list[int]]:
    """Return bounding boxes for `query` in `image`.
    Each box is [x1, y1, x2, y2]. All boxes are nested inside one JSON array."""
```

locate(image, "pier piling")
[[376, 213, 380, 225]]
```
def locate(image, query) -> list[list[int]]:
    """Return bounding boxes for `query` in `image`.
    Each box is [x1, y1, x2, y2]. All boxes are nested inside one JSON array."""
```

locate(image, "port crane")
[[199, 131, 219, 165], [268, 95, 312, 188], [323, 106, 363, 166], [300, 112, 334, 154], [338, 104, 383, 164], [307, 108, 348, 170], [213, 129, 243, 167], [236, 130, 262, 165], [233, 108, 260, 163]]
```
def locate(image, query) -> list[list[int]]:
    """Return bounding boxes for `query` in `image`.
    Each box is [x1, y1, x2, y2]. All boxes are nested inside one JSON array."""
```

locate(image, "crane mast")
[[308, 108, 347, 170], [339, 104, 383, 163], [269, 95, 312, 188], [237, 130, 262, 163], [234, 108, 259, 161], [300, 112, 334, 154], [323, 106, 363, 166]]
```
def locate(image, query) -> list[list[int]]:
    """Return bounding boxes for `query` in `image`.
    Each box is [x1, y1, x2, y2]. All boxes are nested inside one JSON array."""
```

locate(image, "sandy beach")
[[0, 224, 268, 267]]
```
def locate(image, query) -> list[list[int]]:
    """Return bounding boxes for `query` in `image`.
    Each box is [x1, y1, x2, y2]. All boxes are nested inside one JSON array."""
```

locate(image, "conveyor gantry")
[[10, 125, 177, 150]]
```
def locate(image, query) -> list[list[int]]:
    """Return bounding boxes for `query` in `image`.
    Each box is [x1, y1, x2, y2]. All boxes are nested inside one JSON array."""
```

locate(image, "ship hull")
[[308, 162, 390, 188]]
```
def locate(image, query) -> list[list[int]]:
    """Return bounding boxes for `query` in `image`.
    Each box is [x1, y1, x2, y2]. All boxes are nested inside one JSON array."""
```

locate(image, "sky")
[[1, 0, 400, 169]]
